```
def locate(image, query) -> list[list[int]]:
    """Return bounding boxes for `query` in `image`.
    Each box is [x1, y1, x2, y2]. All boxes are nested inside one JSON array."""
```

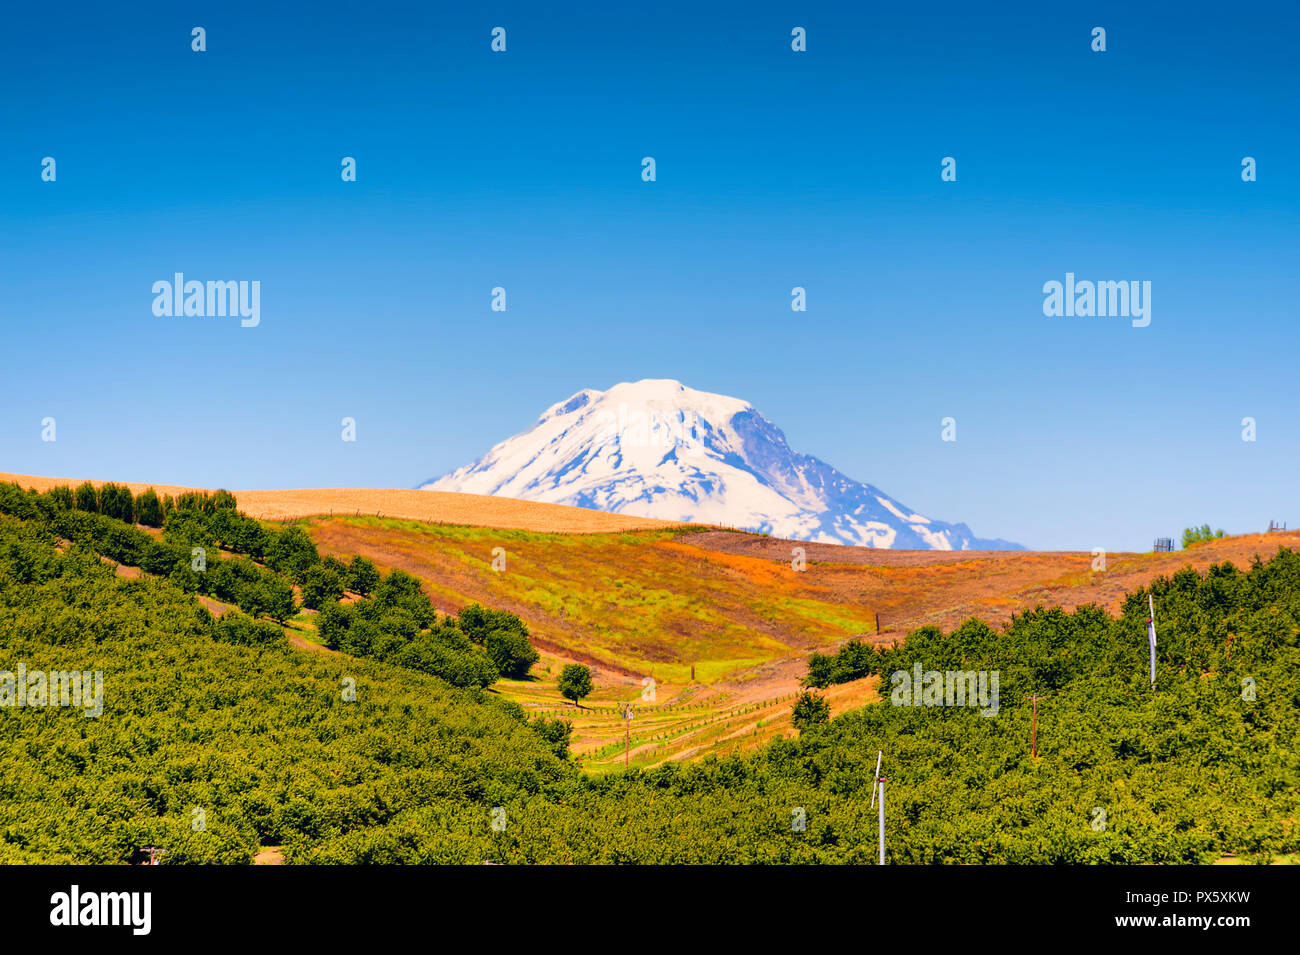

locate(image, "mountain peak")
[[543, 379, 754, 420], [422, 381, 1021, 551]]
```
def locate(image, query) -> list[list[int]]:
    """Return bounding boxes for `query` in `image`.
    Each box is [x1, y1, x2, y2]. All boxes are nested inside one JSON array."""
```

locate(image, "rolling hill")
[[0, 473, 678, 534], [3, 479, 1297, 864], [5, 472, 1296, 768]]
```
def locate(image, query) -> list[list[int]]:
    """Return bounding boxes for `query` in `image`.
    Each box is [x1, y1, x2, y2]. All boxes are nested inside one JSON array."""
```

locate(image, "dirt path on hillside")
[[196, 596, 233, 617], [287, 632, 339, 656]]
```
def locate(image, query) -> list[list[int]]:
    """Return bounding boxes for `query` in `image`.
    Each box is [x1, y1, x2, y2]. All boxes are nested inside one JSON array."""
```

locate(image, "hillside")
[[303, 514, 1300, 673], [2, 485, 1297, 863], [0, 512, 572, 863], [298, 513, 1300, 767], [6, 472, 1295, 768], [0, 474, 679, 534]]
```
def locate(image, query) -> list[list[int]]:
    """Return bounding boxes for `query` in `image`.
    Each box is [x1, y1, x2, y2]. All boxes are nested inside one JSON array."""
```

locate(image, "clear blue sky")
[[1, 1, 1296, 551]]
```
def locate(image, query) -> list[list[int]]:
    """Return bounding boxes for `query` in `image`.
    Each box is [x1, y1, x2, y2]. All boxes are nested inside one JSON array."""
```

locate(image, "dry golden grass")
[[232, 488, 683, 533], [0, 473, 681, 534], [1, 472, 201, 500]]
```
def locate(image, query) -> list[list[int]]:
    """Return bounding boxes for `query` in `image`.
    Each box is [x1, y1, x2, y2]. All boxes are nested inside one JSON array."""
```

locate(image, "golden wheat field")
[[0, 473, 681, 534]]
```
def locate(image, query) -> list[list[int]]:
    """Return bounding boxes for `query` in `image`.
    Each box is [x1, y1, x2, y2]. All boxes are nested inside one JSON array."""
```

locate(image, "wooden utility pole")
[[875, 612, 881, 634], [1023, 695, 1046, 758], [623, 705, 633, 769]]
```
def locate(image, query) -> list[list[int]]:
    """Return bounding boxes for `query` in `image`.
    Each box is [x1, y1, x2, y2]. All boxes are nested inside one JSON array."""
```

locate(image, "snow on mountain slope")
[[420, 379, 1022, 550]]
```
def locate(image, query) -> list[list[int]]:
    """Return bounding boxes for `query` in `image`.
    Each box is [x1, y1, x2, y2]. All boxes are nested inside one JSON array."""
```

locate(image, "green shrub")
[[73, 481, 99, 513], [804, 639, 880, 688], [558, 664, 593, 706], [346, 556, 380, 596], [791, 690, 830, 731], [98, 483, 135, 524], [134, 488, 163, 527], [300, 565, 345, 610], [1183, 524, 1226, 549]]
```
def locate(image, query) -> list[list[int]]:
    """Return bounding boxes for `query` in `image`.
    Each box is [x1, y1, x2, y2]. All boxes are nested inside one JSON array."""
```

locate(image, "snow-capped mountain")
[[420, 379, 1022, 550]]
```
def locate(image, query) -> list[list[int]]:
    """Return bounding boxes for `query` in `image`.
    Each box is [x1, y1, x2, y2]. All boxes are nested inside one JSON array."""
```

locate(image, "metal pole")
[[877, 778, 885, 865], [1148, 593, 1157, 688]]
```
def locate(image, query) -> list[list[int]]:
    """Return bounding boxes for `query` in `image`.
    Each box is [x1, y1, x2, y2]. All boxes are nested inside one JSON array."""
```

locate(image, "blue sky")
[[1, 1, 1296, 551]]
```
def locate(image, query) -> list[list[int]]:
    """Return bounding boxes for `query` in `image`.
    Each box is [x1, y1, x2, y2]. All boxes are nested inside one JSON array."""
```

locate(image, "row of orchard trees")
[[50, 480, 191, 528], [0, 484, 300, 623], [0, 481, 542, 690], [40, 480, 374, 607], [0, 512, 573, 863], [315, 578, 540, 689]]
